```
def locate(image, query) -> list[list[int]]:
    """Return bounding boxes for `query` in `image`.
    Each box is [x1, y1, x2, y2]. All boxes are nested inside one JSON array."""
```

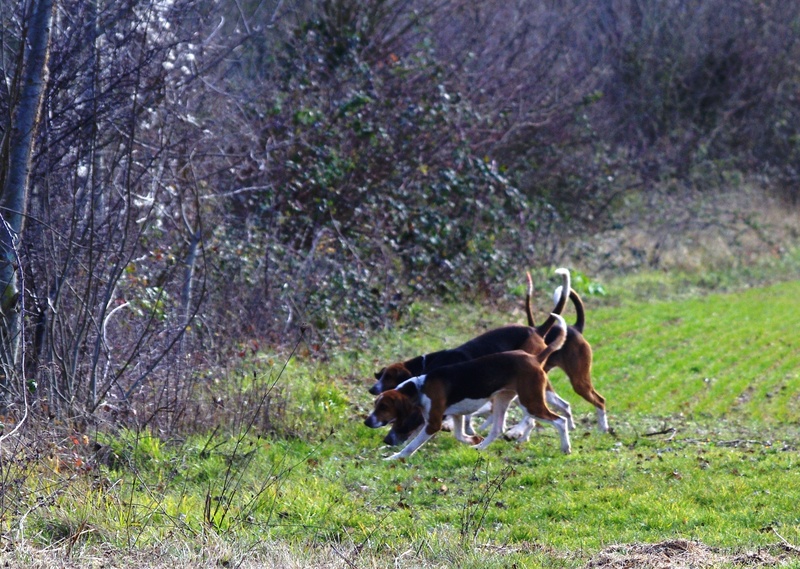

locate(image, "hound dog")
[[524, 274, 608, 432], [369, 269, 574, 445], [475, 273, 609, 437], [364, 314, 571, 459]]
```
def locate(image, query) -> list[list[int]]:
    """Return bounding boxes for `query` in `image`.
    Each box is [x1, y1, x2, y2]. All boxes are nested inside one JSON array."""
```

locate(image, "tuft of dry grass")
[[3, 538, 799, 568], [564, 182, 800, 275]]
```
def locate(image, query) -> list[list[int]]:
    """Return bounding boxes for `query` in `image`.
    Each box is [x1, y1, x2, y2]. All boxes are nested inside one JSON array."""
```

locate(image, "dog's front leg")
[[451, 415, 483, 446], [464, 414, 476, 437], [505, 415, 536, 442], [471, 401, 494, 432], [387, 396, 450, 459], [386, 428, 433, 460], [476, 392, 514, 450], [450, 415, 467, 442]]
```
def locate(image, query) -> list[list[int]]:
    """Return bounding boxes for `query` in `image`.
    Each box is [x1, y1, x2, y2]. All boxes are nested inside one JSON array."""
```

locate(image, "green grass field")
[[3, 272, 800, 568]]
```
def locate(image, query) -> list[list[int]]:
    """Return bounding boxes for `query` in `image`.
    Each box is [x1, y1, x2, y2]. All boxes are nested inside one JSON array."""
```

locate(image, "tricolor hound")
[[525, 274, 608, 432], [473, 273, 609, 438], [368, 269, 574, 444]]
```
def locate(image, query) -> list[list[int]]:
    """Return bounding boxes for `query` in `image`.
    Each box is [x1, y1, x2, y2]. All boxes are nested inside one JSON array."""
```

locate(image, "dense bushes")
[[199, 0, 800, 352], [196, 2, 561, 348], [421, 0, 800, 211], [593, 0, 800, 196]]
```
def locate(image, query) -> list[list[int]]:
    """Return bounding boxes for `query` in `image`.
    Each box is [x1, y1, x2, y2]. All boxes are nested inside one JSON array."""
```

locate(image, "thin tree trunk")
[[0, 0, 55, 399]]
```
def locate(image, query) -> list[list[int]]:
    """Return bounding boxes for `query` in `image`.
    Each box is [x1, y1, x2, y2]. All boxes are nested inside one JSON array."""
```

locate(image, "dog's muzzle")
[[364, 414, 386, 428]]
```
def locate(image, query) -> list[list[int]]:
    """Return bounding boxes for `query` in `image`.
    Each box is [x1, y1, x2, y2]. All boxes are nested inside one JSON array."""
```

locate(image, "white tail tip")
[[553, 285, 564, 306], [553, 268, 570, 308]]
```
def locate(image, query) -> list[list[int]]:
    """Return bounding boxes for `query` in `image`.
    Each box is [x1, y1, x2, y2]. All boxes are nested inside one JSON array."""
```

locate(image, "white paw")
[[504, 425, 527, 440], [597, 410, 609, 433]]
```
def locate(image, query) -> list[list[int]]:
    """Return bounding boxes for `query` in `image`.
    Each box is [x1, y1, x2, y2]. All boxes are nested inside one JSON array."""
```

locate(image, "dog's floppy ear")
[[397, 379, 420, 399], [374, 368, 386, 380]]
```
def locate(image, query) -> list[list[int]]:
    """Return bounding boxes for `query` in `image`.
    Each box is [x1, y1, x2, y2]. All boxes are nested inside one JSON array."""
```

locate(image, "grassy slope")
[[588, 279, 800, 423], [6, 276, 800, 568], [330, 280, 800, 552]]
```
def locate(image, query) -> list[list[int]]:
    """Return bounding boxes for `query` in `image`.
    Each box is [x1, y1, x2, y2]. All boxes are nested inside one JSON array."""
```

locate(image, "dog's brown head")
[[383, 407, 425, 446], [364, 388, 418, 429], [369, 362, 413, 395], [364, 382, 419, 429]]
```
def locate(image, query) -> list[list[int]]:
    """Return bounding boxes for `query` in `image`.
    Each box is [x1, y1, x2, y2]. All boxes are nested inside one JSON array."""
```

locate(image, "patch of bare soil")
[[585, 539, 800, 568]]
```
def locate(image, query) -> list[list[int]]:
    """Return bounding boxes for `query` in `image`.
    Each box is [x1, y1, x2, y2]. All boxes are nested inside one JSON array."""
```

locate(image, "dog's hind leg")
[[516, 366, 572, 454], [569, 378, 607, 432], [596, 406, 608, 433], [533, 415, 571, 454], [556, 341, 609, 433], [546, 388, 575, 431]]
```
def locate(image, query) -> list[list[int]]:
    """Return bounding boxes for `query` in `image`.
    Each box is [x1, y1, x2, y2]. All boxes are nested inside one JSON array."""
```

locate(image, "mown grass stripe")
[[587, 279, 800, 422]]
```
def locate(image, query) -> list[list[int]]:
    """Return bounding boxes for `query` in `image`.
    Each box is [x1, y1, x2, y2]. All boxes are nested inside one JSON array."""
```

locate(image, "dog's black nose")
[[364, 414, 384, 428], [368, 384, 380, 395]]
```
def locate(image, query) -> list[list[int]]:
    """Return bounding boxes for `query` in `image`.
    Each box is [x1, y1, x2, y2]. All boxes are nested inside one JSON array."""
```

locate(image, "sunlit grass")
[[588, 280, 800, 424]]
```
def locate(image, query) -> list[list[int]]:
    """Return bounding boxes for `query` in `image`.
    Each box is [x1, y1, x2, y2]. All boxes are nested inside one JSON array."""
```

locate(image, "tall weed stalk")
[[459, 457, 515, 544]]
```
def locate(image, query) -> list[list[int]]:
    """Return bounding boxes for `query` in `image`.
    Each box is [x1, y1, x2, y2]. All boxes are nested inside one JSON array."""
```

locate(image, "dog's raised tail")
[[525, 271, 535, 327], [535, 313, 567, 364], [534, 268, 570, 336], [552, 287, 586, 333]]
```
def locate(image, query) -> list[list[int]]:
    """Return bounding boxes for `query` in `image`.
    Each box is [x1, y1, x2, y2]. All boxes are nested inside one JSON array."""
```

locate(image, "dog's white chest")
[[445, 397, 491, 415]]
